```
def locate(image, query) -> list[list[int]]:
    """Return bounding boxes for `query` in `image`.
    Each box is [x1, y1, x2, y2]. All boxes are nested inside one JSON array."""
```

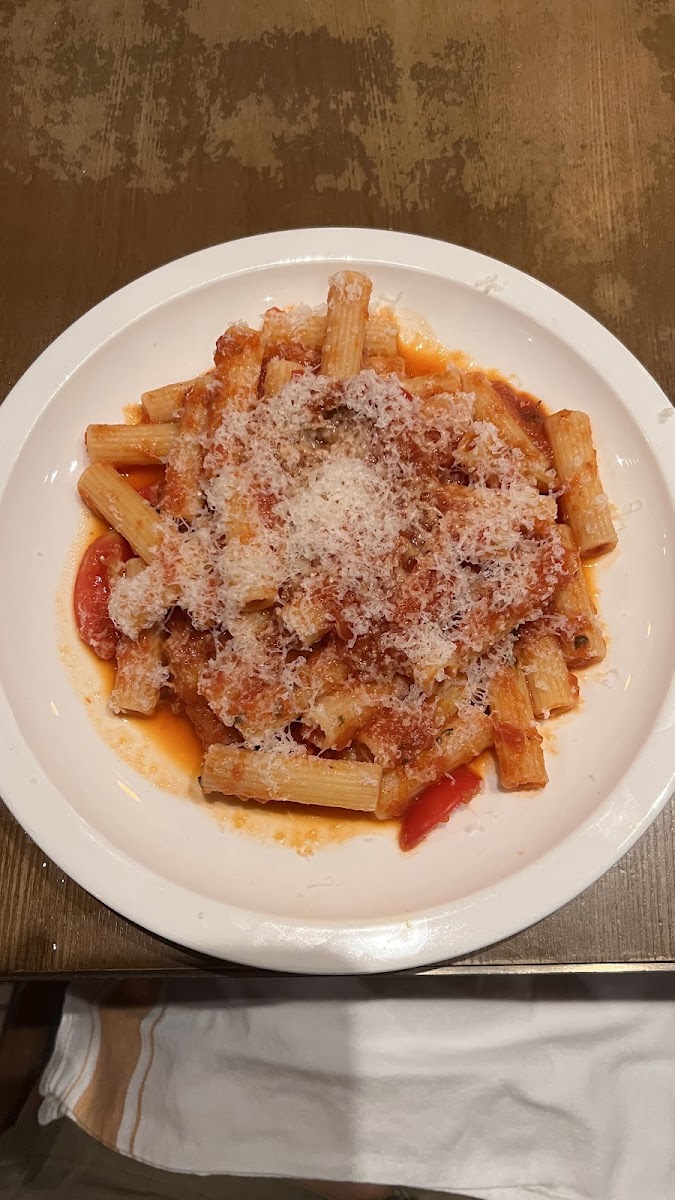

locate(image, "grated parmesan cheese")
[[108, 360, 566, 758]]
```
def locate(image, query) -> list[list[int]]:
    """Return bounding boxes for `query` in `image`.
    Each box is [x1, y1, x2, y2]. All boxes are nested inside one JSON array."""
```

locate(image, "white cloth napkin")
[[39, 975, 675, 1199]]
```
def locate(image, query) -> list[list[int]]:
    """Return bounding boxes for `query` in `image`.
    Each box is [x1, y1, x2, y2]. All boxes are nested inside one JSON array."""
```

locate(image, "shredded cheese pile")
[[109, 365, 566, 757]]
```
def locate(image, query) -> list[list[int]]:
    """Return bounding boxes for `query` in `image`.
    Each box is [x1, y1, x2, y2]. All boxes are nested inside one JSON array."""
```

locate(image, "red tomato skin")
[[73, 533, 131, 660], [399, 766, 481, 852]]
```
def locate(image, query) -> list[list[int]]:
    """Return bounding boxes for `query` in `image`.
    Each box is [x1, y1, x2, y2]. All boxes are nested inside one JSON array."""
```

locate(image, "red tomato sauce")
[[487, 374, 552, 458], [120, 464, 165, 492]]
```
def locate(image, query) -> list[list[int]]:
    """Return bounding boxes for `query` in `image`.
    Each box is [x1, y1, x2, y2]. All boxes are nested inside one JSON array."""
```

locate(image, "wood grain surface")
[[0, 0, 673, 977]]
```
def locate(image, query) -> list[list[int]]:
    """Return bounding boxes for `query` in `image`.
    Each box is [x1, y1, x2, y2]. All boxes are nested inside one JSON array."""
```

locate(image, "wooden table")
[[1, 0, 673, 978]]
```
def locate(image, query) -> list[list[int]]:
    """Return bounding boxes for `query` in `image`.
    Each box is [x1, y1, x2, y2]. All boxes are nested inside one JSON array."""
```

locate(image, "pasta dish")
[[74, 272, 617, 850]]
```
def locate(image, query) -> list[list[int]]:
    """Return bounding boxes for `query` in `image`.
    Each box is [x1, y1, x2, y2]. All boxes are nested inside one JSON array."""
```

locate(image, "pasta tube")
[[110, 630, 165, 714], [262, 306, 395, 359], [201, 746, 382, 812], [162, 378, 212, 521], [141, 376, 210, 423], [402, 369, 462, 398], [86, 423, 178, 464], [363, 306, 398, 357], [78, 463, 163, 562], [209, 324, 263, 439], [262, 307, 327, 353], [552, 525, 606, 666], [109, 558, 165, 715], [545, 410, 617, 556], [309, 683, 390, 751], [377, 709, 493, 819], [467, 372, 552, 489], [489, 664, 547, 789], [320, 271, 372, 378], [263, 357, 303, 396], [515, 628, 578, 718], [279, 594, 331, 646]]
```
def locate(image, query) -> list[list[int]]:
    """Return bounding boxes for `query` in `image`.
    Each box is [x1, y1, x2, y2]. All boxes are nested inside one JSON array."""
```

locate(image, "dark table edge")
[[3, 961, 675, 982]]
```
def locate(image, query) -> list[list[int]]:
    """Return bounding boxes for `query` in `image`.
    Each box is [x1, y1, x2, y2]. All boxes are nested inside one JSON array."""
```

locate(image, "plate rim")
[[1, 226, 674, 974]]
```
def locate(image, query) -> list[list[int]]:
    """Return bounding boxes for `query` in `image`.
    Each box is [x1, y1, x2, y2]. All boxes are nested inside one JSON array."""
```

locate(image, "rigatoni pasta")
[[545, 409, 617, 556], [78, 463, 163, 562], [320, 271, 372, 378], [515, 628, 578, 719], [377, 710, 494, 820], [141, 377, 204, 422], [86, 423, 179, 464], [489, 665, 548, 790], [161, 379, 211, 522], [73, 271, 617, 852], [552, 525, 607, 667], [263, 357, 302, 397], [467, 371, 553, 490], [201, 745, 382, 812], [109, 557, 166, 716]]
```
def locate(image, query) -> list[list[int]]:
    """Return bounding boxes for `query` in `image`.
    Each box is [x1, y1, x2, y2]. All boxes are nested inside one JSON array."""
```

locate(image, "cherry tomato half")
[[399, 765, 481, 852], [73, 532, 131, 660]]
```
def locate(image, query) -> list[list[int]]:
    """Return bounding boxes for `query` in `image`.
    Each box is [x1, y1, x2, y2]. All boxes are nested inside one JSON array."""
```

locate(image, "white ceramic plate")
[[1, 228, 674, 973]]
